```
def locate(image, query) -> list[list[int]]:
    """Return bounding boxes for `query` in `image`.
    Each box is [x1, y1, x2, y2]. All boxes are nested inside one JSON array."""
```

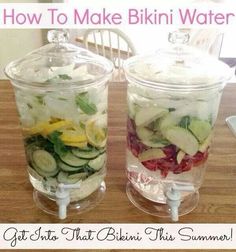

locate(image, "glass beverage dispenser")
[[124, 31, 231, 221], [5, 30, 113, 219]]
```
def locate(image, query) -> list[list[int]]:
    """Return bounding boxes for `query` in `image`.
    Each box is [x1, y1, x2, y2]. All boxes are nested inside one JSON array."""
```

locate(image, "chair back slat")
[[92, 31, 99, 55], [77, 29, 136, 82]]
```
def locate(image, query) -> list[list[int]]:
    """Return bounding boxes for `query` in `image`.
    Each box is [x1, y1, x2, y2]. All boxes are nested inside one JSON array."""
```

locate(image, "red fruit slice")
[[142, 160, 158, 171], [192, 151, 209, 166], [127, 118, 136, 135], [162, 145, 177, 158], [174, 157, 193, 174]]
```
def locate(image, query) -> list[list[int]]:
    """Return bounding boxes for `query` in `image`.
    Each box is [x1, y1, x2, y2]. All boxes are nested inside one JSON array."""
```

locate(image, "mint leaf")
[[179, 116, 191, 129], [58, 97, 67, 101], [27, 103, 33, 109], [59, 74, 72, 80], [79, 121, 85, 129], [48, 131, 68, 156], [45, 74, 72, 83], [150, 137, 170, 145], [36, 95, 44, 105], [75, 93, 97, 115]]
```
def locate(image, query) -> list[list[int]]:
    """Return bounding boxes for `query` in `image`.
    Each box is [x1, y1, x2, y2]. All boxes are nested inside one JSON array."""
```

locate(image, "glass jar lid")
[[124, 31, 231, 91], [5, 30, 113, 90]]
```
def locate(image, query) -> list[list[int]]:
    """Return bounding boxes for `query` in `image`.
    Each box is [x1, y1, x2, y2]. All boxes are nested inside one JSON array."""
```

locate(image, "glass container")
[[5, 30, 113, 219], [124, 31, 231, 221]]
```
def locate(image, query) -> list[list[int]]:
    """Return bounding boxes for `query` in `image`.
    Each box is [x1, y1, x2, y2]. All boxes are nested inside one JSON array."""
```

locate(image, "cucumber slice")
[[33, 164, 59, 177], [57, 160, 84, 172], [77, 145, 93, 152], [188, 119, 212, 143], [165, 126, 199, 156], [153, 118, 161, 131], [136, 127, 153, 141], [70, 173, 104, 201], [32, 150, 57, 172], [68, 172, 87, 181], [88, 153, 106, 171], [199, 133, 212, 152], [59, 152, 88, 167], [159, 113, 181, 134], [142, 137, 170, 148], [71, 148, 100, 159], [57, 171, 87, 184], [135, 107, 168, 127], [98, 147, 106, 154]]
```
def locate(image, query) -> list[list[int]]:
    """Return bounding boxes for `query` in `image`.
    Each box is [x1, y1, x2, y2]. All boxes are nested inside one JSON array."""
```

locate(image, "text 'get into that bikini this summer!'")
[[1, 6, 236, 27], [0, 224, 235, 249]]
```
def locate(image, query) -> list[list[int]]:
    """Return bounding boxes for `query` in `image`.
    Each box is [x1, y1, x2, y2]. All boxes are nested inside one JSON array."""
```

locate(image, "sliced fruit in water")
[[32, 149, 57, 172], [152, 118, 161, 131], [57, 160, 84, 172], [138, 148, 166, 162], [68, 172, 87, 181], [59, 152, 88, 167], [88, 153, 106, 171], [69, 173, 104, 201], [42, 120, 72, 136], [192, 151, 208, 166], [72, 148, 100, 159], [199, 133, 212, 152], [85, 119, 107, 148], [98, 147, 106, 154], [188, 118, 212, 143], [142, 135, 169, 148], [60, 129, 87, 143], [136, 127, 153, 141], [57, 171, 87, 184], [159, 113, 181, 134], [135, 107, 168, 127], [63, 141, 88, 148], [23, 121, 49, 135], [165, 126, 199, 156], [177, 150, 186, 164], [33, 165, 59, 177]]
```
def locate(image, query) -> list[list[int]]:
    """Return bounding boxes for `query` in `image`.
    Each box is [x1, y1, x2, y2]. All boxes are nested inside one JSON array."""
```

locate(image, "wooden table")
[[0, 80, 236, 252]]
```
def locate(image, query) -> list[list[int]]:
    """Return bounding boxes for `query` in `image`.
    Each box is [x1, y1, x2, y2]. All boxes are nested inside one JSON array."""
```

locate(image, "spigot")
[[165, 184, 195, 222], [55, 182, 81, 220]]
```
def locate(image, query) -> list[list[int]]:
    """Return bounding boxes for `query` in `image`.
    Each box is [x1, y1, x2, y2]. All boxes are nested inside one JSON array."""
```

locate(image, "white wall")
[[0, 29, 44, 79], [0, 0, 45, 79]]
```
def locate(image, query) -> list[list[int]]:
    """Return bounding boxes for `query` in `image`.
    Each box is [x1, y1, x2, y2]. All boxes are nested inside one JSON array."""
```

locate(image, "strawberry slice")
[[192, 151, 209, 166]]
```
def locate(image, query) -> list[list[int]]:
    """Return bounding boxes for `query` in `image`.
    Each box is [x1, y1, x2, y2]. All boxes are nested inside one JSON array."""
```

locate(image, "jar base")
[[126, 181, 199, 220], [33, 181, 106, 218]]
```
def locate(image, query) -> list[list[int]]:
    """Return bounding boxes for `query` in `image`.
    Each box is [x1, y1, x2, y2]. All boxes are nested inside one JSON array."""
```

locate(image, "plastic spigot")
[[55, 183, 81, 220], [165, 184, 195, 222]]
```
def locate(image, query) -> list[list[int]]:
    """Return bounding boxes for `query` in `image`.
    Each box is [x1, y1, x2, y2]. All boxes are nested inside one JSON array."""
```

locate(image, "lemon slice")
[[85, 119, 107, 148], [63, 141, 88, 148], [41, 120, 72, 136], [60, 129, 87, 143], [23, 121, 49, 135]]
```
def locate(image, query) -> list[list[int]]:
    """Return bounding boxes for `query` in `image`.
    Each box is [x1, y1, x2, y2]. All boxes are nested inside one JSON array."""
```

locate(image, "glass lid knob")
[[168, 30, 190, 64], [47, 29, 69, 44], [168, 30, 190, 45]]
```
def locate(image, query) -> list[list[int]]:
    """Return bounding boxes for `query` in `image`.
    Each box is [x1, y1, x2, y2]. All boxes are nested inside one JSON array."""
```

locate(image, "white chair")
[[76, 29, 137, 82], [188, 29, 223, 58]]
